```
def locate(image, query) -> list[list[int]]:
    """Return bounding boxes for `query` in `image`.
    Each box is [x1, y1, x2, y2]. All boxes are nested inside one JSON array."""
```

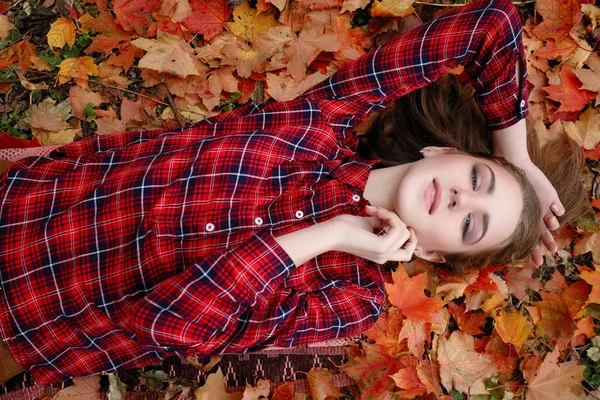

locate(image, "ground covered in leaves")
[[1, 0, 600, 399]]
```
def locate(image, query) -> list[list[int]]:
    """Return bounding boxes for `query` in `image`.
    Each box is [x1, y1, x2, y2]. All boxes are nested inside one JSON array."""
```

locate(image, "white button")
[[520, 100, 526, 108], [254, 217, 263, 226], [352, 194, 361, 202], [295, 210, 304, 219], [205, 223, 215, 232]]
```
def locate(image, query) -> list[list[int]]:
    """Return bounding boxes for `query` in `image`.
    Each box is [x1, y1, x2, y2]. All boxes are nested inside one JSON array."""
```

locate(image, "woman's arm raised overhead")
[[492, 60, 565, 265], [301, 0, 527, 131]]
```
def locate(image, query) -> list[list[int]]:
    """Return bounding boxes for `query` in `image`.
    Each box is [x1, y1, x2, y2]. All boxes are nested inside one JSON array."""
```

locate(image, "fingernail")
[[551, 205, 560, 213]]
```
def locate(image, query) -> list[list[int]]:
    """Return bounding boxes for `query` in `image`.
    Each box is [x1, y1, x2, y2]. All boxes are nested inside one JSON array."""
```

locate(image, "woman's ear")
[[419, 146, 458, 158], [414, 246, 446, 263]]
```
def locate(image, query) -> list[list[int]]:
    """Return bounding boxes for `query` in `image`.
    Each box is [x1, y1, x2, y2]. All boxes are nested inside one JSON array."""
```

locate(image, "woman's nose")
[[449, 188, 469, 209]]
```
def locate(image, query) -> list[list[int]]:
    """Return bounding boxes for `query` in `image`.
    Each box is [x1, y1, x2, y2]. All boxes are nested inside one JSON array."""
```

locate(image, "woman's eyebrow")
[[486, 164, 496, 194]]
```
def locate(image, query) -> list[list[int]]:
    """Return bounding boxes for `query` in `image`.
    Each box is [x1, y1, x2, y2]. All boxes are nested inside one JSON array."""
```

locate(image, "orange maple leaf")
[[282, 21, 340, 81], [533, 0, 583, 40], [0, 40, 39, 70], [448, 301, 488, 336], [485, 335, 519, 378], [398, 319, 428, 358], [578, 263, 600, 306], [52, 376, 102, 400], [493, 309, 532, 348], [543, 67, 596, 113], [57, 57, 100, 89], [541, 270, 590, 317], [306, 368, 344, 400], [504, 261, 543, 300], [340, 341, 403, 400], [525, 348, 585, 400], [390, 366, 428, 398], [532, 301, 577, 342], [363, 306, 406, 356], [385, 266, 445, 323]]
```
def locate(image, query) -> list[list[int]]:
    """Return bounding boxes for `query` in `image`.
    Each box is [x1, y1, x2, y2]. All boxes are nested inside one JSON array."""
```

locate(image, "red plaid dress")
[[0, 0, 527, 384]]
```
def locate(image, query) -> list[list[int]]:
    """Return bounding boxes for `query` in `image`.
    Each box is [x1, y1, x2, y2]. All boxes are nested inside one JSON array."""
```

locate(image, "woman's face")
[[394, 152, 523, 255]]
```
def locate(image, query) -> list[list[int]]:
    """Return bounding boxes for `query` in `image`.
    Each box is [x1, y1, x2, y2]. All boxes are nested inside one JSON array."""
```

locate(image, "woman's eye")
[[462, 213, 471, 239]]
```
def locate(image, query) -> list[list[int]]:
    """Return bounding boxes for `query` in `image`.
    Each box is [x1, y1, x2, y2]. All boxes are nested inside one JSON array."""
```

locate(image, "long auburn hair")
[[357, 74, 588, 274]]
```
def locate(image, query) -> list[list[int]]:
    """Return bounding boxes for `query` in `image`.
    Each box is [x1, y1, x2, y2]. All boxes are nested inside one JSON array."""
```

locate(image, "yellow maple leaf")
[[493, 309, 532, 348], [194, 368, 243, 400], [307, 368, 344, 400], [371, 0, 415, 18], [563, 107, 600, 150], [437, 331, 495, 395], [242, 379, 270, 399], [579, 263, 600, 306], [266, 0, 287, 11], [0, 15, 16, 40], [228, 1, 278, 42], [57, 56, 99, 88], [24, 98, 72, 131], [266, 71, 327, 101], [47, 18, 76, 49], [33, 128, 80, 146], [582, 4, 600, 31], [222, 42, 267, 78], [131, 31, 202, 78]]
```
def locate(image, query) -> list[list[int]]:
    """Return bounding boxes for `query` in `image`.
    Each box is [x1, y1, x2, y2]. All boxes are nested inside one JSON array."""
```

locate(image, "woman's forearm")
[[492, 119, 531, 164], [274, 221, 337, 267]]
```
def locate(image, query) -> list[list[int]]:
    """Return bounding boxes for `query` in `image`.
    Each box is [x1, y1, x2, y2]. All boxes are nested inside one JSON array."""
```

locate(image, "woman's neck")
[[363, 163, 412, 210]]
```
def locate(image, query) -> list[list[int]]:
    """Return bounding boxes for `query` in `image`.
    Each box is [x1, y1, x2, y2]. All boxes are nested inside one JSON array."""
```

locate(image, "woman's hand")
[[515, 159, 565, 265], [330, 206, 418, 264]]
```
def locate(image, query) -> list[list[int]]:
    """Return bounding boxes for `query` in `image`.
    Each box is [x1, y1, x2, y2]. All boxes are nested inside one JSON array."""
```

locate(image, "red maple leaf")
[[182, 0, 232, 41], [113, 0, 161, 36], [543, 67, 596, 113]]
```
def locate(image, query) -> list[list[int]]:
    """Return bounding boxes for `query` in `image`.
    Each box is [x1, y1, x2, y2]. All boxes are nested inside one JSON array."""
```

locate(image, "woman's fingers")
[[539, 225, 557, 253], [387, 227, 418, 261], [544, 213, 559, 231], [531, 243, 544, 266], [550, 202, 565, 217]]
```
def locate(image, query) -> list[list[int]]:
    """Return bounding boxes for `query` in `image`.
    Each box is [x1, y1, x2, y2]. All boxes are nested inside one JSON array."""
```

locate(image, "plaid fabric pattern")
[[0, 0, 527, 384]]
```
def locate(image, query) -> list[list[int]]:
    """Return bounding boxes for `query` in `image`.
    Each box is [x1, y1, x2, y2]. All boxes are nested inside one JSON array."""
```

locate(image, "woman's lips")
[[425, 179, 441, 214], [431, 180, 441, 213]]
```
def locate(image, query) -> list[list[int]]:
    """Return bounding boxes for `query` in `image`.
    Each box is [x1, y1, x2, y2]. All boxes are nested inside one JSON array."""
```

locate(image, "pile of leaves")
[[0, 0, 599, 399]]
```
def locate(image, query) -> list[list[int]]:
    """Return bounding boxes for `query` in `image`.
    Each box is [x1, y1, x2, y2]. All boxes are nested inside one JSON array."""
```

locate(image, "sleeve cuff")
[[222, 230, 297, 302]]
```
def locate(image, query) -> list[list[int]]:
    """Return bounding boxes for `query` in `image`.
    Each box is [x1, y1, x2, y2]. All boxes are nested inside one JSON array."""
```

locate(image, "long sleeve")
[[127, 230, 384, 353], [301, 0, 528, 131]]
